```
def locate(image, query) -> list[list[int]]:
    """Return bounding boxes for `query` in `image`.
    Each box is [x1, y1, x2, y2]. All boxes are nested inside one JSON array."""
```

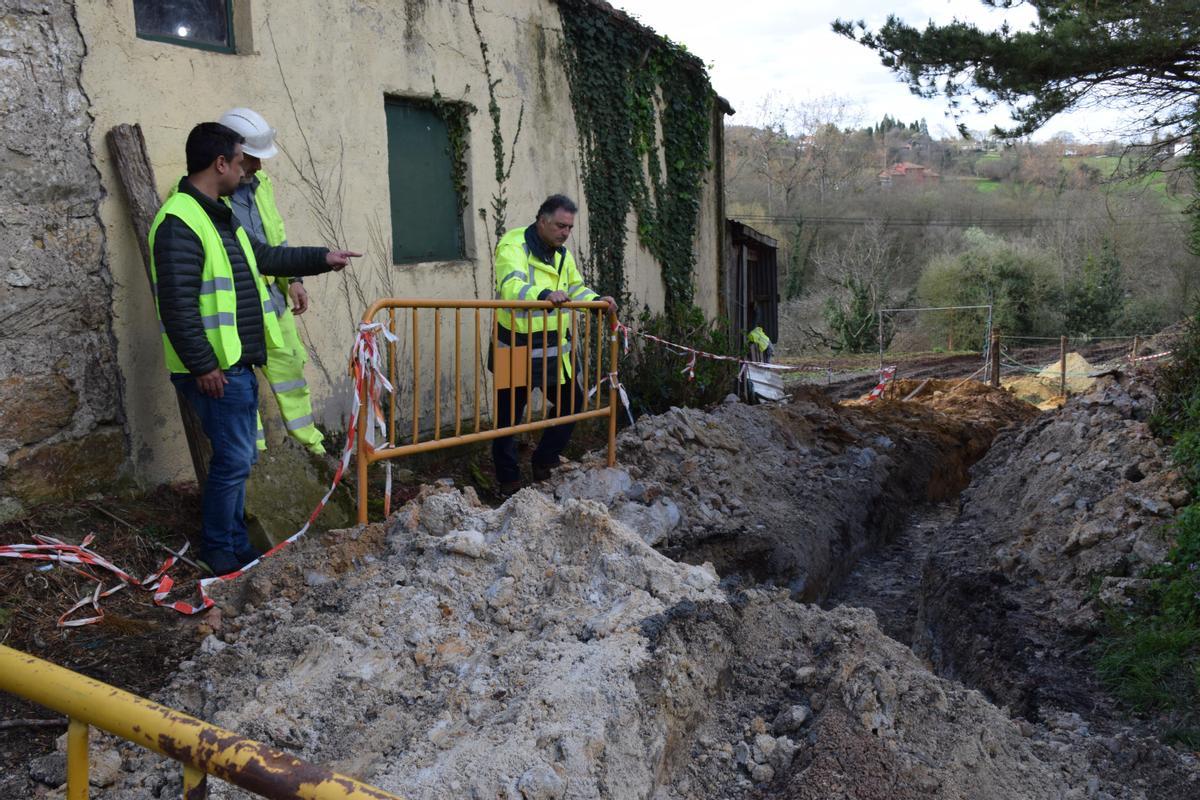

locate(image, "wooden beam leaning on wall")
[[106, 123, 212, 486]]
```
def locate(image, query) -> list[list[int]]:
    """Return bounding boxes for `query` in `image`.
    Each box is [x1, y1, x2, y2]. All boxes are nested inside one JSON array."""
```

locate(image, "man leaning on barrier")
[[149, 121, 361, 576], [490, 194, 617, 497]]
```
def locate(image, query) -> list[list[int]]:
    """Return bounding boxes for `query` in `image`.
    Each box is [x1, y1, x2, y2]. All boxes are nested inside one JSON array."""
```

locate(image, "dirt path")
[[821, 503, 957, 646], [802, 340, 1136, 401]]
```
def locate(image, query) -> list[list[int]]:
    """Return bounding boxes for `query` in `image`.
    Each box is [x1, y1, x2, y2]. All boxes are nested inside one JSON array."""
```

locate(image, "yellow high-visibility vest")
[[148, 190, 283, 374], [222, 170, 288, 290]]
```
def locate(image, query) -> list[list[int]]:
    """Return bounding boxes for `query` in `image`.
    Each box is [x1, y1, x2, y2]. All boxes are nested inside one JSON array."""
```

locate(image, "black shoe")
[[234, 545, 264, 568], [531, 463, 553, 482], [199, 550, 242, 577], [497, 480, 523, 498]]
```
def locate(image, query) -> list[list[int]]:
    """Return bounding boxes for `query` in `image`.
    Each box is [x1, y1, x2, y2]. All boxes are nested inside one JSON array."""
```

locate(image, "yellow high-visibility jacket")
[[494, 226, 600, 382], [747, 326, 771, 351]]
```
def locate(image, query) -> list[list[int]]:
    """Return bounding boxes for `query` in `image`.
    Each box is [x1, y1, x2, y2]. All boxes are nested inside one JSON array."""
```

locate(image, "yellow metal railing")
[[356, 299, 620, 522], [0, 644, 404, 800]]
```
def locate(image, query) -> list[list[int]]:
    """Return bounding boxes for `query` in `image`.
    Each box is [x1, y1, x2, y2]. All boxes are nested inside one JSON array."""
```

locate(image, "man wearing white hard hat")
[[218, 107, 326, 456]]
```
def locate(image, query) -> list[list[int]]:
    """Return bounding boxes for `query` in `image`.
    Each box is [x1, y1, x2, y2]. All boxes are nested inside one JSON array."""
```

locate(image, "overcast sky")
[[610, 0, 1135, 142]]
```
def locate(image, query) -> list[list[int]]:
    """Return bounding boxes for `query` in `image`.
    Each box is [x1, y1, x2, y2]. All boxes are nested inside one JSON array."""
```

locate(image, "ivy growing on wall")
[[557, 0, 714, 318], [467, 0, 525, 242], [425, 87, 476, 218]]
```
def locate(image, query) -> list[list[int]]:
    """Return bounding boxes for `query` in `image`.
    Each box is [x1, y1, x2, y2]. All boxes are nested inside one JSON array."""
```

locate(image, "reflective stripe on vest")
[[149, 188, 283, 374]]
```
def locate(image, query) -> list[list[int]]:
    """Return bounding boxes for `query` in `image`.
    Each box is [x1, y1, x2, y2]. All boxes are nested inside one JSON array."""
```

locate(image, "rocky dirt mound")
[[560, 386, 1034, 603], [13, 390, 1200, 799], [915, 372, 1197, 788], [71, 481, 1180, 800], [884, 377, 1041, 426]]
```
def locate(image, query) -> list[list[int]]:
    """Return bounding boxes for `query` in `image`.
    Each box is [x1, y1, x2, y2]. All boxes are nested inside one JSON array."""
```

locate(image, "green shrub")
[[620, 304, 739, 416], [1065, 240, 1125, 336], [822, 275, 895, 353], [1152, 310, 1200, 440], [1117, 296, 1170, 337], [1098, 503, 1200, 737], [917, 228, 1064, 342]]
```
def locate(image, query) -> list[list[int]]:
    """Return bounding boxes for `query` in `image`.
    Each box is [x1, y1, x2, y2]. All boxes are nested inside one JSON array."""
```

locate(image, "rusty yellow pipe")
[[183, 763, 208, 799], [0, 646, 404, 800], [67, 717, 88, 800]]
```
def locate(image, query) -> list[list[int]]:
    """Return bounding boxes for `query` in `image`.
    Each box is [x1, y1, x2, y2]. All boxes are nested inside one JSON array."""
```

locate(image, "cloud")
[[611, 0, 1131, 141]]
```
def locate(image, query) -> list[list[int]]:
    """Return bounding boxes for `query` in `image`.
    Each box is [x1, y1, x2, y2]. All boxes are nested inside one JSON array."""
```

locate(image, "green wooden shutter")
[[385, 100, 464, 264]]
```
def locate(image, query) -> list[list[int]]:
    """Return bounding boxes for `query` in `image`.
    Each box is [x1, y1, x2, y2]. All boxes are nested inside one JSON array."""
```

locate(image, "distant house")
[[878, 161, 942, 187]]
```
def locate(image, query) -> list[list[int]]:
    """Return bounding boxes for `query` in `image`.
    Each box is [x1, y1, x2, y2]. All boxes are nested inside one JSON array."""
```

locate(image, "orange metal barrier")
[[356, 299, 620, 522]]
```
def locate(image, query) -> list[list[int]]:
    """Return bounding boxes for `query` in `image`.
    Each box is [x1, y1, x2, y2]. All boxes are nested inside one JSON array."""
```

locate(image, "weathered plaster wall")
[[75, 0, 724, 486], [0, 0, 125, 516]]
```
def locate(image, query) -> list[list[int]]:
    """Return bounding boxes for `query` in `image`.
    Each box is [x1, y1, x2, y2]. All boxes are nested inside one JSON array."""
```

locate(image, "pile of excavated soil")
[[916, 371, 1198, 789], [556, 384, 1033, 603], [12, 386, 1199, 799], [882, 378, 1041, 426], [1004, 352, 1098, 407], [63, 479, 1195, 800]]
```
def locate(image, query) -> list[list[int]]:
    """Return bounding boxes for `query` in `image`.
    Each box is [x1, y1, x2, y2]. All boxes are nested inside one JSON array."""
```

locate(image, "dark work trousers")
[[492, 370, 586, 484]]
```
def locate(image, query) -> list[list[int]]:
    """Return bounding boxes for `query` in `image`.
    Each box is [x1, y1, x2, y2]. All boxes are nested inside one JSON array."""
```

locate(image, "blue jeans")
[[171, 367, 258, 572]]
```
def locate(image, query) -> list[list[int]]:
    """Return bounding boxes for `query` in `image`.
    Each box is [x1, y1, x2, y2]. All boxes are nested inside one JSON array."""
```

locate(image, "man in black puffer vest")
[[149, 122, 360, 575]]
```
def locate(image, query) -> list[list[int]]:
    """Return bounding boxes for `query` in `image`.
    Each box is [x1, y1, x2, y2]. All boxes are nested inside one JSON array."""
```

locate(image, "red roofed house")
[[878, 161, 941, 187]]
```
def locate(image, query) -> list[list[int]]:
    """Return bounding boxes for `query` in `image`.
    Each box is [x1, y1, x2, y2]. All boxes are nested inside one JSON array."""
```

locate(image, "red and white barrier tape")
[[865, 367, 897, 402], [1130, 349, 1171, 363], [612, 320, 820, 379], [0, 532, 183, 626], [0, 322, 396, 624], [586, 371, 636, 427]]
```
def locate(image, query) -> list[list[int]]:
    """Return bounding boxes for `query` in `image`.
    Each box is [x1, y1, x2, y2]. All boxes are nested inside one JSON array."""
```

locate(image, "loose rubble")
[[562, 384, 1035, 602], [78, 483, 1191, 800], [915, 374, 1197, 793], [13, 377, 1200, 799]]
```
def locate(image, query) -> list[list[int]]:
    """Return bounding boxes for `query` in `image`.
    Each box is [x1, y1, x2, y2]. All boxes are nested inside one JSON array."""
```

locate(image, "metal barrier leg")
[[356, 361, 369, 525], [607, 309, 618, 468], [67, 717, 88, 800], [183, 763, 208, 799]]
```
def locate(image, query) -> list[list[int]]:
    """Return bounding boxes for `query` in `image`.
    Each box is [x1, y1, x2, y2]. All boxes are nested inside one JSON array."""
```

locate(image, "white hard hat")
[[218, 107, 278, 159]]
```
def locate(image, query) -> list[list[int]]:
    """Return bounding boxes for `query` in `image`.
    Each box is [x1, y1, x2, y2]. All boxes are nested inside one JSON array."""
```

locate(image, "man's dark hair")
[[185, 122, 244, 175], [537, 194, 578, 219]]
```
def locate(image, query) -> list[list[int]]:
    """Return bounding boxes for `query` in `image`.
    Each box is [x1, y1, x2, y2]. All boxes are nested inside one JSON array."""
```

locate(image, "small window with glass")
[[133, 0, 235, 53]]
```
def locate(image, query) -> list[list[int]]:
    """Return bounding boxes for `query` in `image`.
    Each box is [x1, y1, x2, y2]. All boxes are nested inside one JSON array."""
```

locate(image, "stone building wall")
[[0, 0, 125, 517]]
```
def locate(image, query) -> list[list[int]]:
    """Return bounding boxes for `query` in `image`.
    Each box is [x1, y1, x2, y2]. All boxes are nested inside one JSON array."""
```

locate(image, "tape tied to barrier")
[[5, 317, 873, 625]]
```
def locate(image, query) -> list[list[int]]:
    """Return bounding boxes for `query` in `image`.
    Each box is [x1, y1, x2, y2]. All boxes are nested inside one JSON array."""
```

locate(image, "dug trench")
[[12, 377, 1200, 798]]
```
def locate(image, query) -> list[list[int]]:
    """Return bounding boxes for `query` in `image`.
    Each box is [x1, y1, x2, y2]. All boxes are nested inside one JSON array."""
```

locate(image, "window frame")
[[133, 0, 237, 55], [384, 96, 470, 266]]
